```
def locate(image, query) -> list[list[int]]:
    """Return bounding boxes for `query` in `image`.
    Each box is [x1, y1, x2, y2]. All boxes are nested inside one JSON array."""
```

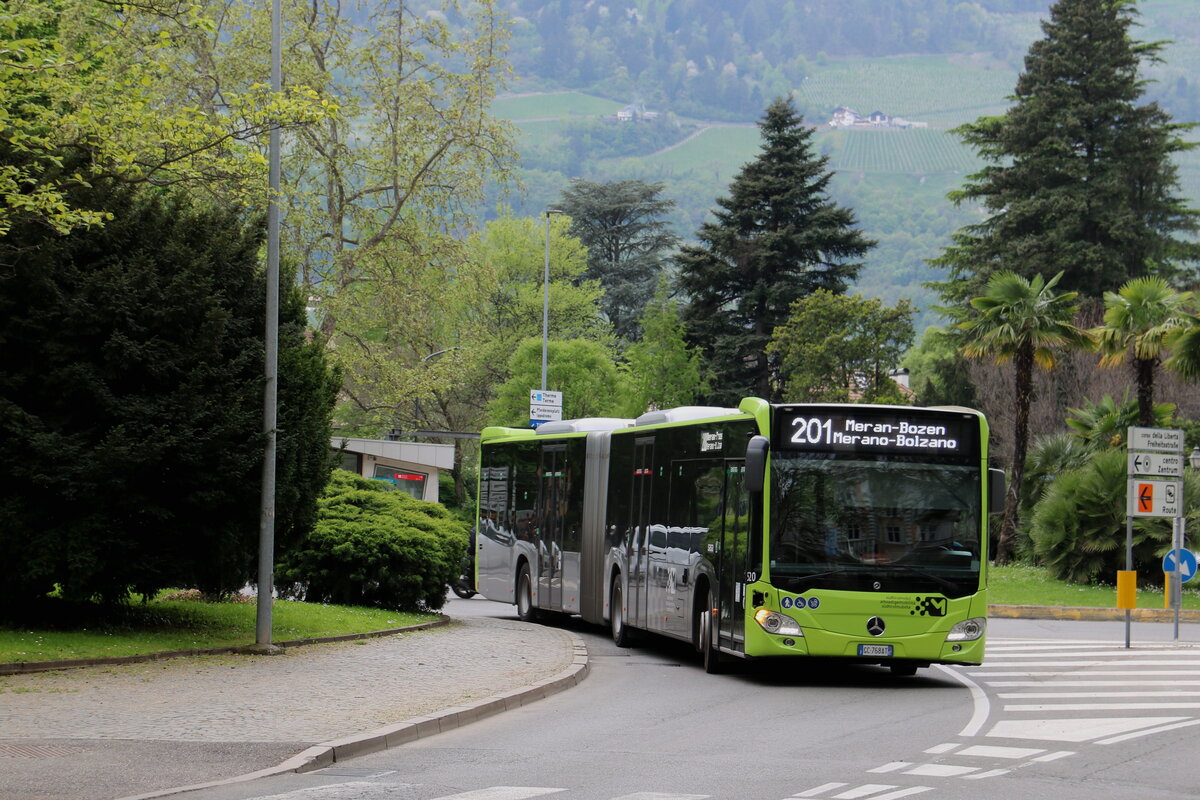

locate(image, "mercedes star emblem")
[[867, 616, 886, 637]]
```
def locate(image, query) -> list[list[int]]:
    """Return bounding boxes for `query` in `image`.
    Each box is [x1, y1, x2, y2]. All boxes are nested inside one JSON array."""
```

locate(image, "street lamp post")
[[542, 209, 563, 392]]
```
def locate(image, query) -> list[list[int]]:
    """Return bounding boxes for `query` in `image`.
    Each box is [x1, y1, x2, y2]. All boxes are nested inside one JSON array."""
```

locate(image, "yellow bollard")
[[1117, 570, 1137, 610], [1164, 573, 1171, 609]]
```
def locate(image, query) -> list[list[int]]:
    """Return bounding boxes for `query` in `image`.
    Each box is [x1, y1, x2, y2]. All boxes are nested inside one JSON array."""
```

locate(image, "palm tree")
[[959, 271, 1091, 564], [1093, 277, 1193, 426]]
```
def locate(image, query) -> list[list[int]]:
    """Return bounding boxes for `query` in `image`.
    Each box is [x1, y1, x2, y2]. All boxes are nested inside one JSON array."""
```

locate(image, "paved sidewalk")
[[0, 615, 583, 800]]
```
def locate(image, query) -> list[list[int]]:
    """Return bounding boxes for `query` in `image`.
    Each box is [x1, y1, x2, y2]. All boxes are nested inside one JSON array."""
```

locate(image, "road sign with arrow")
[[1127, 477, 1183, 517]]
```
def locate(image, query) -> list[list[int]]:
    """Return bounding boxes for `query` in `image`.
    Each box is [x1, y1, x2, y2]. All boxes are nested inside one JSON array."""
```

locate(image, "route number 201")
[[790, 416, 833, 445]]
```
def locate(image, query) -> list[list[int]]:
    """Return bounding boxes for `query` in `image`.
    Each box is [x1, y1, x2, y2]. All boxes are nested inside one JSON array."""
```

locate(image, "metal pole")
[[1124, 518, 1132, 649], [541, 210, 561, 392], [1174, 517, 1184, 641], [257, 0, 282, 649]]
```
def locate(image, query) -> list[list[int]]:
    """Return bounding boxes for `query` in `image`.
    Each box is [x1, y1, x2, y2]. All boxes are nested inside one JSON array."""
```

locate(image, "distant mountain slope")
[[483, 1, 1200, 327]]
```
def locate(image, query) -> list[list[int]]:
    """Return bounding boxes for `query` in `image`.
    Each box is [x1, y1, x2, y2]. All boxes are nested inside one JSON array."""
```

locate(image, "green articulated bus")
[[474, 398, 1003, 675]]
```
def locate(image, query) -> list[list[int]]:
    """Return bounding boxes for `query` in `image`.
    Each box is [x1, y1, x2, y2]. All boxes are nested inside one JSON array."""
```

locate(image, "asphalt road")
[[165, 599, 1200, 800]]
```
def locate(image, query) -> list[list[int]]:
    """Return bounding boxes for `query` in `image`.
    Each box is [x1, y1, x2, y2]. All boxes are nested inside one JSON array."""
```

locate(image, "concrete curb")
[[988, 604, 1200, 623], [0, 618, 451, 676], [112, 629, 590, 800]]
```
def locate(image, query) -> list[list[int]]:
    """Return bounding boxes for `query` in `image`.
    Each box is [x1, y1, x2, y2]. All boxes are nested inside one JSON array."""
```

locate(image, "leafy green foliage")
[[277, 471, 468, 612], [1094, 277, 1193, 425], [903, 326, 978, 407], [768, 290, 915, 403], [1029, 448, 1196, 584], [0, 0, 330, 235], [0, 183, 336, 609], [488, 338, 631, 427], [958, 271, 1090, 564], [620, 278, 708, 415]]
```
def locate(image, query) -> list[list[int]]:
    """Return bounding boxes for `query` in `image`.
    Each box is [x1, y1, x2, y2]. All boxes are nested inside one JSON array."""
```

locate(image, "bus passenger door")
[[538, 446, 566, 611], [717, 460, 748, 652], [628, 437, 655, 630]]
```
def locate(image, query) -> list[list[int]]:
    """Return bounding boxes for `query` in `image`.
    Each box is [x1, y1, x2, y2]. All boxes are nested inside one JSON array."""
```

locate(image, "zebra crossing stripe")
[[435, 788, 566, 800], [987, 716, 1187, 742]]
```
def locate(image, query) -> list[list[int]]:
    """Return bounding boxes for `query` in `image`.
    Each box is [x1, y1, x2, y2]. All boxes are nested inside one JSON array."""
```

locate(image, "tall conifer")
[[677, 96, 874, 403], [933, 0, 1199, 307]]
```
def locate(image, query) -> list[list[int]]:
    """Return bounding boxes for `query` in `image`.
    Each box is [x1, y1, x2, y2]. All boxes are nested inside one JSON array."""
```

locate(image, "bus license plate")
[[858, 644, 893, 657]]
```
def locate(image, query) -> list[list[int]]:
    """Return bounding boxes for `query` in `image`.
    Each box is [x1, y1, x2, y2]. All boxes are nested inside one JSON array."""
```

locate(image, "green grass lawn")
[[3, 566, 1194, 664], [0, 595, 437, 664], [988, 564, 1200, 610]]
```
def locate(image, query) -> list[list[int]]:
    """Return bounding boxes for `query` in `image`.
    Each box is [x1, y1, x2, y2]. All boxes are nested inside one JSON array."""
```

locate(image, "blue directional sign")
[[1162, 548, 1197, 583]]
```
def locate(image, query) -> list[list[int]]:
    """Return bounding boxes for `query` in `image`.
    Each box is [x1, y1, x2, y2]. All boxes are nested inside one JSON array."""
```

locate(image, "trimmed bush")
[[277, 470, 468, 611], [1029, 448, 1197, 585]]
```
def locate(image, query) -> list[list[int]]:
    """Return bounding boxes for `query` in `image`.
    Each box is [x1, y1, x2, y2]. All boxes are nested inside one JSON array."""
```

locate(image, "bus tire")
[[889, 663, 919, 677], [610, 580, 633, 648], [700, 595, 726, 674], [515, 562, 538, 622]]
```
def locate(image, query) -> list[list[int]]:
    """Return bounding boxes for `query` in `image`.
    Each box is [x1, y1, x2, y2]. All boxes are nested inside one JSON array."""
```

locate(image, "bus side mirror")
[[745, 435, 769, 494], [988, 468, 1006, 515]]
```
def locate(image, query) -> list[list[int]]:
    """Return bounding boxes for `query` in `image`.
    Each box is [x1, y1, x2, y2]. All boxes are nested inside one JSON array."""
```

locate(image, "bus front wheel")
[[699, 594, 726, 674]]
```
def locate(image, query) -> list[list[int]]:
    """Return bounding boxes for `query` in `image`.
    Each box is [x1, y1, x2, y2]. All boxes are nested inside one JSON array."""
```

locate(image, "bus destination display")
[[777, 408, 978, 458]]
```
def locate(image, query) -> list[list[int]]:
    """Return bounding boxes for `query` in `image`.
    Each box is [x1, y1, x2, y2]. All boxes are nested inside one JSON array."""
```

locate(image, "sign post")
[[1125, 427, 1184, 647], [529, 389, 563, 428]]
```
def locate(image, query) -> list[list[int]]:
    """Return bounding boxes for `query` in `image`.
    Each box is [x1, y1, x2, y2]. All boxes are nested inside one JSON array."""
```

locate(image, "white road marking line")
[[987, 716, 1186, 742], [1032, 751, 1076, 762], [860, 788, 934, 800], [956, 745, 1045, 759], [923, 742, 959, 754], [986, 680, 1200, 687], [969, 669, 1200, 677], [984, 652, 1200, 657], [866, 763, 911, 773], [433, 788, 566, 800], [1095, 717, 1200, 744], [998, 690, 1200, 698], [936, 664, 990, 737], [970, 659, 1200, 669], [1005, 702, 1200, 711], [792, 783, 848, 797], [962, 769, 1010, 779], [902, 764, 979, 777], [610, 794, 710, 799]]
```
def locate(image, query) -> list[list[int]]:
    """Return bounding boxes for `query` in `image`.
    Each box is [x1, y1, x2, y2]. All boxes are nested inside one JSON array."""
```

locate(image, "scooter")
[[451, 542, 476, 599]]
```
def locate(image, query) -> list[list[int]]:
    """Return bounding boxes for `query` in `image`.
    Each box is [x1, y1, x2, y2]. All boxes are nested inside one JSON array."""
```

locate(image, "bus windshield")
[[769, 454, 982, 597]]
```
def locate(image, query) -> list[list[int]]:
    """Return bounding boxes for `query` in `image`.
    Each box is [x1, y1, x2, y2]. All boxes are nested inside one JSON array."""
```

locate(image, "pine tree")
[[677, 96, 874, 403], [933, 0, 1200, 307]]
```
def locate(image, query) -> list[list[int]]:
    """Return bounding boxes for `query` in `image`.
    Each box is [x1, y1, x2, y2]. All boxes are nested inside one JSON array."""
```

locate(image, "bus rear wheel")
[[515, 562, 538, 622], [611, 580, 633, 647]]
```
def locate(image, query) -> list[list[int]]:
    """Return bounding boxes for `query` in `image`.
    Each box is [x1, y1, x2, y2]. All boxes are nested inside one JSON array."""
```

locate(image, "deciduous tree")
[[768, 290, 915, 404]]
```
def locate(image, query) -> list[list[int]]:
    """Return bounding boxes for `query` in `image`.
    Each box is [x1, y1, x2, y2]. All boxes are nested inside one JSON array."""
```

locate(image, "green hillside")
[[485, 0, 1200, 325], [796, 55, 1017, 126]]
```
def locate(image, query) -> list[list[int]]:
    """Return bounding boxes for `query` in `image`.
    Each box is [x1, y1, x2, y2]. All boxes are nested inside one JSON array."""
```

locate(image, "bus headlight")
[[946, 617, 986, 642], [754, 609, 803, 636]]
